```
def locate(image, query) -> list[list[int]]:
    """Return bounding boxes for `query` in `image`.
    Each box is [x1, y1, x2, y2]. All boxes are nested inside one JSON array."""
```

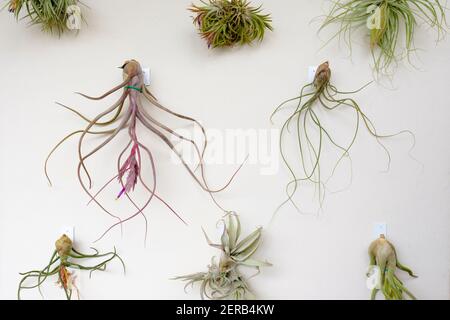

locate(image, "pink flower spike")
[[117, 187, 126, 199], [117, 143, 140, 198]]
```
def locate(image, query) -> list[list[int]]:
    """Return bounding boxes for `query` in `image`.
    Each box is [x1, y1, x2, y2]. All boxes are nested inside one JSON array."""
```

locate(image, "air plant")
[[18, 234, 125, 300], [368, 235, 417, 300], [189, 0, 273, 48], [45, 59, 242, 241], [174, 213, 271, 300], [320, 0, 447, 75], [6, 0, 84, 35], [271, 61, 412, 213]]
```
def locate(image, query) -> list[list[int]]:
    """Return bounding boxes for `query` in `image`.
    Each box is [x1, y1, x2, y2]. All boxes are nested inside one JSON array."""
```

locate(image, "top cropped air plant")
[[189, 0, 273, 48], [271, 61, 413, 213], [368, 235, 417, 300], [18, 234, 125, 300], [45, 59, 243, 242], [6, 0, 84, 35], [174, 213, 271, 300], [320, 0, 447, 76]]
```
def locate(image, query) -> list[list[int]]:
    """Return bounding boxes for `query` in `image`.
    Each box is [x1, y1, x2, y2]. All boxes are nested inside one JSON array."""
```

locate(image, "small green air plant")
[[18, 234, 125, 300], [6, 0, 84, 35], [368, 235, 417, 300], [174, 213, 271, 300], [189, 0, 273, 48], [271, 61, 412, 213], [319, 0, 447, 76]]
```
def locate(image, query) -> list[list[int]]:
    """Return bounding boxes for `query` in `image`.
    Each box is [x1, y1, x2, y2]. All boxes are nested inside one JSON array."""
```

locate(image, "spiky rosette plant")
[[6, 0, 84, 35], [189, 0, 273, 48], [174, 213, 271, 300], [271, 61, 413, 213], [320, 0, 447, 75], [368, 235, 417, 300], [18, 235, 125, 300]]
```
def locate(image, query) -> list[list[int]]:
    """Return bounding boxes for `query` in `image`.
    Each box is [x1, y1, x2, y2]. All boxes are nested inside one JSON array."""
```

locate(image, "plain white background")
[[0, 0, 449, 300]]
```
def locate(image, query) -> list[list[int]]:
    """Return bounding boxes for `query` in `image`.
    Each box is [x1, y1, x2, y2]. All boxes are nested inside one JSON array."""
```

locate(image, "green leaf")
[[226, 213, 241, 250], [240, 258, 272, 268], [231, 227, 262, 257]]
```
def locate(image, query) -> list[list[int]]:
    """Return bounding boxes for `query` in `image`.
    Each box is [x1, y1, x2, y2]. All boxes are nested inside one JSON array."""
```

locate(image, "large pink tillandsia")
[[45, 59, 245, 242]]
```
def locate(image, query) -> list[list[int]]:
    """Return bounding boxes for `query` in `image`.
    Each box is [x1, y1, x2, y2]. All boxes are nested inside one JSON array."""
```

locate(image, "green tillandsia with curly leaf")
[[174, 213, 271, 300], [189, 0, 273, 48], [18, 234, 125, 300], [6, 0, 85, 35], [368, 235, 417, 300], [271, 61, 414, 214], [319, 0, 447, 76]]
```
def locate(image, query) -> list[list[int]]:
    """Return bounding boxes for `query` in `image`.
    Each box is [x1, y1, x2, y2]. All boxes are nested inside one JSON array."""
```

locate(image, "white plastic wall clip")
[[60, 226, 75, 242], [143, 67, 151, 86], [373, 223, 387, 239], [308, 66, 318, 83]]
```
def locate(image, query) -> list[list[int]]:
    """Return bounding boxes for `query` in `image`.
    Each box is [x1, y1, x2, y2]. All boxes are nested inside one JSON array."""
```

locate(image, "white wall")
[[0, 0, 449, 300]]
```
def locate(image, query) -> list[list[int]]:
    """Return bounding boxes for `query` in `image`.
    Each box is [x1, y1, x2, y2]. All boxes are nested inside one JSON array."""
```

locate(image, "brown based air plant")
[[174, 213, 271, 300], [368, 235, 417, 300], [6, 0, 84, 35], [189, 0, 273, 48], [45, 59, 243, 242], [18, 234, 125, 300], [271, 61, 413, 213]]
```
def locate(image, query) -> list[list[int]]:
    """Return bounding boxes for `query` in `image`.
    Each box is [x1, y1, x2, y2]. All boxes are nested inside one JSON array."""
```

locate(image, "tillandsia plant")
[[320, 0, 447, 75], [189, 0, 273, 48], [174, 213, 271, 300], [18, 234, 125, 300], [6, 0, 84, 34], [368, 235, 417, 300], [45, 59, 243, 242], [271, 61, 412, 213]]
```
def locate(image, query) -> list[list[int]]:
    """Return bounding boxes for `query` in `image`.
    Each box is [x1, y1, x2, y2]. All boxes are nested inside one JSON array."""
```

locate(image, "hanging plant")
[[18, 234, 125, 300], [6, 0, 84, 35], [189, 0, 273, 48], [271, 61, 413, 212], [368, 235, 417, 300], [319, 0, 447, 75], [45, 60, 243, 242], [174, 213, 271, 300]]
